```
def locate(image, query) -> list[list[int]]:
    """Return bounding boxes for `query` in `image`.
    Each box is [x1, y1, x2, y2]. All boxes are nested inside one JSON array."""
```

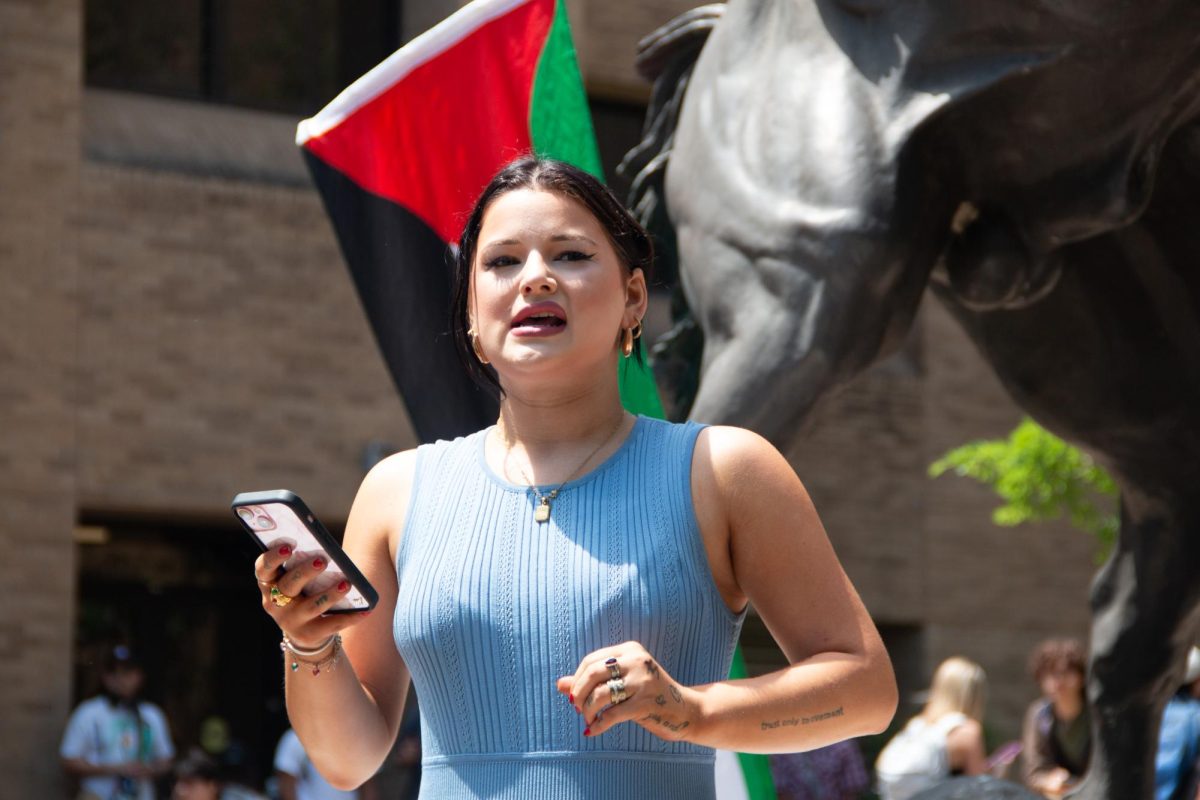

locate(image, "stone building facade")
[[1, 0, 1097, 795]]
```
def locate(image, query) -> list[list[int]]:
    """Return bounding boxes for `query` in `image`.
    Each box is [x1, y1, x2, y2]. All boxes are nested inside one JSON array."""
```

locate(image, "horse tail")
[[617, 5, 723, 420]]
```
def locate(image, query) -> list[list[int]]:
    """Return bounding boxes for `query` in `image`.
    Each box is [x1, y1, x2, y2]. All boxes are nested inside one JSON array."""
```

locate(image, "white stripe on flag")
[[296, 0, 532, 144], [715, 749, 751, 800]]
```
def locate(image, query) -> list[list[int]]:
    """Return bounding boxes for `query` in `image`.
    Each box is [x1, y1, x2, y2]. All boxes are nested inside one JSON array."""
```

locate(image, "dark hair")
[[450, 156, 654, 395], [102, 644, 141, 673], [174, 749, 221, 784], [1029, 638, 1087, 681]]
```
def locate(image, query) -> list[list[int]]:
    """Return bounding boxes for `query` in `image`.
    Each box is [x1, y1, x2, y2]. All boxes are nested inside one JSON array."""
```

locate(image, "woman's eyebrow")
[[549, 233, 598, 245], [481, 234, 598, 249]]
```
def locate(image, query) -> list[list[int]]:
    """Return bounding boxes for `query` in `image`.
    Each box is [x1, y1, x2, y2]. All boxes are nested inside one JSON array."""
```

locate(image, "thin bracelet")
[[281, 634, 342, 676], [281, 634, 336, 657]]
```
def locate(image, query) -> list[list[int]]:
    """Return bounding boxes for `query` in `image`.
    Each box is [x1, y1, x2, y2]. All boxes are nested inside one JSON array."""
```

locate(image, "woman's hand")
[[254, 543, 370, 650], [556, 641, 698, 741]]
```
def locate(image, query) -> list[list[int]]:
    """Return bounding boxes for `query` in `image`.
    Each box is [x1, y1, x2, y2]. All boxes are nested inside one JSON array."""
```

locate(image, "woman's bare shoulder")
[[694, 424, 800, 490], [345, 448, 419, 556]]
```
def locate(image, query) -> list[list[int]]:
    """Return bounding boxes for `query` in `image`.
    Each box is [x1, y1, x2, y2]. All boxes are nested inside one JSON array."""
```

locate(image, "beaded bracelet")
[[281, 633, 342, 676]]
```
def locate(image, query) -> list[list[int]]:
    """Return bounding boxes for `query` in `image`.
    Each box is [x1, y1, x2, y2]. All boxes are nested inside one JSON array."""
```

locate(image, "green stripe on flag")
[[530, 0, 663, 418], [729, 647, 779, 800], [529, 0, 603, 179], [618, 344, 667, 418]]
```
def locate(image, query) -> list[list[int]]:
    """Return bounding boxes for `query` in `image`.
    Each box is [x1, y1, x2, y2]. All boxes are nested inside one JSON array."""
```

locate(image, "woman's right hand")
[[254, 544, 370, 650]]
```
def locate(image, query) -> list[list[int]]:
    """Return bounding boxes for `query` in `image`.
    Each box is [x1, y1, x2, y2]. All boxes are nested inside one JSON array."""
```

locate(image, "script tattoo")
[[314, 594, 329, 607], [645, 659, 661, 678], [655, 694, 667, 706], [669, 684, 683, 704], [760, 706, 843, 731], [641, 712, 690, 733]]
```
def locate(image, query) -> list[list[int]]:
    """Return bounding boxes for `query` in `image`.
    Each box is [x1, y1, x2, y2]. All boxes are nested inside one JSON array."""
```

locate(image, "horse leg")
[[1072, 487, 1200, 800]]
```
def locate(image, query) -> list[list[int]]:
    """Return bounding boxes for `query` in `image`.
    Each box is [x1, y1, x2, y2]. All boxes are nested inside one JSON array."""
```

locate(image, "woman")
[[251, 157, 897, 799], [875, 657, 990, 800]]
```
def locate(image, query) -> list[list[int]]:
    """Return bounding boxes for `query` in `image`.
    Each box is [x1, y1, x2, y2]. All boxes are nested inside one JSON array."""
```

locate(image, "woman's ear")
[[624, 267, 649, 325]]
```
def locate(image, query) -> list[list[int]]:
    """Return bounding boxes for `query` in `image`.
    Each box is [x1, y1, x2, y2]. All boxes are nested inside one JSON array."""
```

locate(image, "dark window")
[[86, 0, 402, 115]]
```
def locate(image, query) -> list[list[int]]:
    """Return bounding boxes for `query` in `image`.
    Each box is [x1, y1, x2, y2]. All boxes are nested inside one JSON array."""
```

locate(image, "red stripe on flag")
[[303, 0, 555, 244]]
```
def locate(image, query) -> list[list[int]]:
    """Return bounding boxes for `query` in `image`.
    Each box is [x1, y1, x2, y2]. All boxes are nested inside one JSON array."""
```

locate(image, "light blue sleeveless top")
[[393, 415, 746, 800]]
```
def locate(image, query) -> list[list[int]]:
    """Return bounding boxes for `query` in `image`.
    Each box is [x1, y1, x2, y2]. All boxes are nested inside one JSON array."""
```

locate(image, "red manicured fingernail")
[[569, 693, 574, 704], [279, 545, 292, 556], [583, 727, 591, 736], [313, 558, 326, 569], [337, 580, 349, 592]]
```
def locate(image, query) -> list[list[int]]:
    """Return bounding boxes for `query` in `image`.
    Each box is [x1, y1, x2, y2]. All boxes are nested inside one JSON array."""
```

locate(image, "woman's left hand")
[[556, 642, 699, 741]]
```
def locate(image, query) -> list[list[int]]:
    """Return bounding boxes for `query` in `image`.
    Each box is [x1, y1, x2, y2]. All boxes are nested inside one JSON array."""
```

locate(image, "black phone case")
[[231, 489, 379, 613]]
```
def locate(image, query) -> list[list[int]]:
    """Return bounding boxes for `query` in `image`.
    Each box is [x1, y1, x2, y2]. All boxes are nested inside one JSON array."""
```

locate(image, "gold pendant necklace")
[[503, 412, 628, 524]]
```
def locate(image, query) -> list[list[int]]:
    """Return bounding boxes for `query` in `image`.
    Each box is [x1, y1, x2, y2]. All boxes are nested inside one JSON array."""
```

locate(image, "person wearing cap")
[[60, 645, 176, 800], [1154, 647, 1200, 800]]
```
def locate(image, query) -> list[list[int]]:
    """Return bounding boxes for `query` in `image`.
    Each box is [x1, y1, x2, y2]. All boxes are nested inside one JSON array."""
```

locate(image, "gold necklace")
[[502, 412, 628, 523]]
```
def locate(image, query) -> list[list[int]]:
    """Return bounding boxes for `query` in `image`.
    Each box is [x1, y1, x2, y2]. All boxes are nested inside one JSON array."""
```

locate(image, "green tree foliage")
[[929, 418, 1119, 561]]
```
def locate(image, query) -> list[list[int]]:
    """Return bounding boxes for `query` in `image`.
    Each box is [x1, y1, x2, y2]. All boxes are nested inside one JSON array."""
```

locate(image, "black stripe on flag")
[[304, 149, 497, 443]]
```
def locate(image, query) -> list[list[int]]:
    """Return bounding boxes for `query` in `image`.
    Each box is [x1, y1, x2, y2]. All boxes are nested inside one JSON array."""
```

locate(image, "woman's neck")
[[496, 367, 627, 450], [490, 369, 632, 482]]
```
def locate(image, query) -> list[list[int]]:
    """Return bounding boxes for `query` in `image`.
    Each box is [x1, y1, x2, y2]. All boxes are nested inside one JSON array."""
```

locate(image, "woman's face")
[[469, 188, 646, 382]]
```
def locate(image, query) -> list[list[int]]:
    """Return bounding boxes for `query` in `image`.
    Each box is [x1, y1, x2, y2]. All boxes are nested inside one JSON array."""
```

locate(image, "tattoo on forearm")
[[640, 712, 690, 733], [314, 595, 328, 607], [760, 706, 843, 731], [669, 684, 682, 704]]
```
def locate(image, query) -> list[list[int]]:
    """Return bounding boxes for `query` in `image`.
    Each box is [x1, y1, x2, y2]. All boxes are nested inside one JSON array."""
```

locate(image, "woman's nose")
[[519, 254, 556, 295]]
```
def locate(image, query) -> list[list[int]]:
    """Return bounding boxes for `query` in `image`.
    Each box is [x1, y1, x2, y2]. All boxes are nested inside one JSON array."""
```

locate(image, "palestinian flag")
[[297, 0, 660, 443]]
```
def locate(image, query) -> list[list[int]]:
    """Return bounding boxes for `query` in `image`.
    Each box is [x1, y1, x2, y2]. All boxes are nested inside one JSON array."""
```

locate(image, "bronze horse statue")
[[622, 1, 1200, 797]]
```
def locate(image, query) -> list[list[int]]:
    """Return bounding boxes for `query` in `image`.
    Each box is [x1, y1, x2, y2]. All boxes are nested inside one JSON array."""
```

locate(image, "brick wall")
[[76, 164, 414, 521], [0, 0, 81, 793]]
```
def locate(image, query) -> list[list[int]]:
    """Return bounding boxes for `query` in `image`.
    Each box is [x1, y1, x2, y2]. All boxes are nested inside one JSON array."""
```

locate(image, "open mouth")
[[511, 304, 567, 334]]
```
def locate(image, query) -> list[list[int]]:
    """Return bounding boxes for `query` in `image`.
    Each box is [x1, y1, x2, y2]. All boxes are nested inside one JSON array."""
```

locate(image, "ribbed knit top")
[[393, 415, 746, 800]]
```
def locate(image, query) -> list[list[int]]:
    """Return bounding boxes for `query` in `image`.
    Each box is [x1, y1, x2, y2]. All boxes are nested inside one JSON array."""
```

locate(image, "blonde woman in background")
[[875, 657, 990, 800]]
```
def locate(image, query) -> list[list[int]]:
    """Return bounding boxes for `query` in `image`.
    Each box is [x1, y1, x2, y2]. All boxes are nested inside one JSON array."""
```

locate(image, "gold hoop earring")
[[468, 328, 489, 365], [621, 320, 642, 358]]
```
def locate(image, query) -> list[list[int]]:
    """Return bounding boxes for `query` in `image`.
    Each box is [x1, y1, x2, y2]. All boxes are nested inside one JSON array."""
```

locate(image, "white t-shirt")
[[273, 729, 358, 800], [875, 711, 968, 800], [60, 696, 175, 800]]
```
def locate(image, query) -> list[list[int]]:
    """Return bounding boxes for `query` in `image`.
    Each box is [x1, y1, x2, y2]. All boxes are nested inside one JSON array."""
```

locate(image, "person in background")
[[769, 739, 870, 800], [875, 657, 990, 800], [1021, 638, 1090, 798], [274, 728, 357, 800], [60, 645, 175, 800], [171, 750, 221, 800], [1156, 646, 1200, 800]]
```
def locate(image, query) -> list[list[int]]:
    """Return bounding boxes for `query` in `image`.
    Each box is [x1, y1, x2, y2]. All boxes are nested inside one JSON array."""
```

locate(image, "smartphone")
[[231, 490, 377, 613]]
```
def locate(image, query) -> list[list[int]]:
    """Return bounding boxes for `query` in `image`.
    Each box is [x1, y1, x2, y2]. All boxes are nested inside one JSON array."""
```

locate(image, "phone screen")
[[236, 502, 371, 612]]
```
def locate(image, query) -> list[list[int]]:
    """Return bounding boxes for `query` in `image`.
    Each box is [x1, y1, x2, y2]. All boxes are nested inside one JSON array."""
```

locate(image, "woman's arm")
[[256, 450, 416, 789], [564, 426, 897, 750], [946, 719, 988, 775], [681, 425, 896, 751]]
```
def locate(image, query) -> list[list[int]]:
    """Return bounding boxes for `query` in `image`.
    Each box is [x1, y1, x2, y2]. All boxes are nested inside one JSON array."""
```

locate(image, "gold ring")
[[258, 579, 274, 588], [607, 677, 628, 705], [270, 586, 294, 607], [605, 657, 622, 681]]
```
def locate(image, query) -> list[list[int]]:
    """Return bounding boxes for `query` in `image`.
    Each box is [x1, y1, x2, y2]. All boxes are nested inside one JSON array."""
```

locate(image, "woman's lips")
[[511, 302, 567, 336]]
